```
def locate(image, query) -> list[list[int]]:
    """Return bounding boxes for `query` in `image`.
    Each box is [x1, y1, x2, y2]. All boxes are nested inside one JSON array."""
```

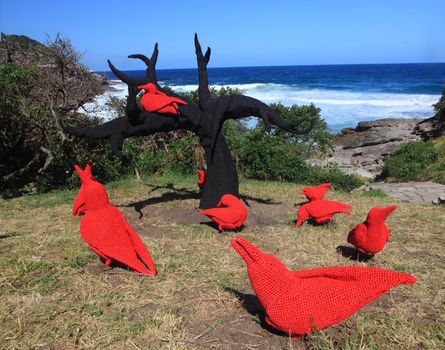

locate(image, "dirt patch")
[[171, 286, 305, 350], [122, 205, 203, 225], [121, 198, 292, 231], [244, 200, 292, 226]]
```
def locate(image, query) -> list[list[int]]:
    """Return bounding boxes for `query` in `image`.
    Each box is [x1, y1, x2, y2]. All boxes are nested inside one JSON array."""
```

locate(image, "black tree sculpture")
[[66, 35, 313, 209]]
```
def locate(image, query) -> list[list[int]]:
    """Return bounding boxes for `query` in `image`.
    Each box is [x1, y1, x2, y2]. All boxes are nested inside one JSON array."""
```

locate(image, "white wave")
[[79, 80, 440, 131]]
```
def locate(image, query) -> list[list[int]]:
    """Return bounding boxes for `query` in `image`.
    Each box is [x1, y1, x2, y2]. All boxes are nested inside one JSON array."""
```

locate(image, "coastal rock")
[[364, 182, 445, 204], [318, 118, 424, 179]]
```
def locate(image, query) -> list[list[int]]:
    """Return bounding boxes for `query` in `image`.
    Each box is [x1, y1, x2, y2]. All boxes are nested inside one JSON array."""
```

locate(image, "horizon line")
[[94, 61, 445, 73]]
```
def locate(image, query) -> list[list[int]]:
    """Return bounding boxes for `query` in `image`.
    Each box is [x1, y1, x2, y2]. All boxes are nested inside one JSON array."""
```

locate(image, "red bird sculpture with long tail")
[[197, 169, 206, 189], [231, 236, 416, 338], [199, 194, 248, 231], [300, 183, 332, 202], [347, 205, 397, 254], [137, 82, 187, 115], [72, 161, 157, 275], [296, 199, 352, 228]]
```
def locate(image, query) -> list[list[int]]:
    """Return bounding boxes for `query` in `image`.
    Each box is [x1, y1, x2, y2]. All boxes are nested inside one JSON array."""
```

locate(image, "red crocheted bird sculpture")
[[72, 161, 157, 275], [199, 194, 248, 231], [347, 205, 397, 254], [197, 169, 206, 189], [231, 236, 416, 338], [137, 82, 187, 115], [296, 199, 352, 228], [300, 183, 332, 202]]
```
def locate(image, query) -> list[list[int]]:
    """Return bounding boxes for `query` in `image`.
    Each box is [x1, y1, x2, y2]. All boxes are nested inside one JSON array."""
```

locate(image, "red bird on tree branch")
[[65, 35, 314, 209]]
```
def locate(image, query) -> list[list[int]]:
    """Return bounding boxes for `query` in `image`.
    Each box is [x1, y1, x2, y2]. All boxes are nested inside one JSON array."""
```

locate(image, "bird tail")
[[318, 182, 332, 188], [117, 211, 157, 276], [199, 208, 218, 217], [296, 207, 309, 228]]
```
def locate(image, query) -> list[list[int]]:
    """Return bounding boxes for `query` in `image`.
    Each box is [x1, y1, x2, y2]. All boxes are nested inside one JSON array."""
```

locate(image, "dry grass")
[[0, 175, 444, 349]]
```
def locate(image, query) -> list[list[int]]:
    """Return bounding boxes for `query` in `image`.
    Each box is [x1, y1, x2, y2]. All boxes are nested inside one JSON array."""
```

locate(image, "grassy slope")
[[0, 175, 444, 349]]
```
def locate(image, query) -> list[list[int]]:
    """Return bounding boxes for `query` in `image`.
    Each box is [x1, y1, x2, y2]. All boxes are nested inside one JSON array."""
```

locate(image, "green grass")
[[0, 175, 444, 349], [383, 136, 445, 184]]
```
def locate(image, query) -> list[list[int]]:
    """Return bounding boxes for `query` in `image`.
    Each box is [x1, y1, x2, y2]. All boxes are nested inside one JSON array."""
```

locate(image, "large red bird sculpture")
[[72, 161, 157, 275], [300, 183, 332, 202], [199, 194, 248, 231], [347, 205, 397, 255], [137, 82, 187, 115], [231, 236, 416, 338], [296, 199, 352, 228]]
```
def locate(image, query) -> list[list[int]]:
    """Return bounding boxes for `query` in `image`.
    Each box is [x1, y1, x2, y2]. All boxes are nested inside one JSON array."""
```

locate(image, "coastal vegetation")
[[1, 34, 362, 197], [382, 137, 445, 184], [0, 33, 102, 195], [381, 87, 445, 183]]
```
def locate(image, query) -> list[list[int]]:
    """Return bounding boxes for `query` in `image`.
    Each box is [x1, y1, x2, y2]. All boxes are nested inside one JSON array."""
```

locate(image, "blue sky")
[[1, 0, 444, 70]]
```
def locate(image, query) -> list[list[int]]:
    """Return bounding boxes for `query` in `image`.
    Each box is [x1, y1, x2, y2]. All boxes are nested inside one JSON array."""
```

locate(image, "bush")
[[382, 140, 438, 181], [230, 128, 362, 191], [0, 34, 102, 196]]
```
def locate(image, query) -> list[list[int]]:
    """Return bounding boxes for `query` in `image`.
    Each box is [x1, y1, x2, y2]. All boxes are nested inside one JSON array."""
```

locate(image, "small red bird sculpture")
[[300, 183, 332, 202], [296, 199, 352, 228], [199, 194, 248, 231], [197, 169, 206, 189], [72, 161, 157, 275], [137, 82, 187, 115], [231, 236, 416, 338], [347, 205, 397, 254]]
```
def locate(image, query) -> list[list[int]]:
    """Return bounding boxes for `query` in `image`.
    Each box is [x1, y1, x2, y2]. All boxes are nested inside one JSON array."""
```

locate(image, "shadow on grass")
[[294, 218, 334, 228], [123, 182, 281, 218], [224, 287, 288, 337], [199, 221, 246, 233], [240, 195, 281, 207], [336, 245, 374, 262]]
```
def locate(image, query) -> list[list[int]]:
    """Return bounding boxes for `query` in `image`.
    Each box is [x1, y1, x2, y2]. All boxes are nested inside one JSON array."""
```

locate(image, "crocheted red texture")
[[137, 83, 187, 115], [347, 205, 397, 254], [72, 161, 156, 275], [300, 183, 332, 202], [296, 199, 352, 228], [231, 236, 416, 338], [199, 194, 248, 231], [197, 169, 206, 189]]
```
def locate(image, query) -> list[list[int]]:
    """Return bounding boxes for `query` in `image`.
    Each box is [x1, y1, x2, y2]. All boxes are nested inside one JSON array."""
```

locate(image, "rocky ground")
[[363, 181, 445, 204], [312, 117, 437, 179]]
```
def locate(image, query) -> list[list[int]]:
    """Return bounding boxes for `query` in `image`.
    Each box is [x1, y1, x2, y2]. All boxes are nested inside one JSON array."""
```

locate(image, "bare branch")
[[128, 42, 159, 82], [37, 147, 53, 174], [194, 34, 213, 111], [107, 59, 148, 86], [2, 153, 40, 181]]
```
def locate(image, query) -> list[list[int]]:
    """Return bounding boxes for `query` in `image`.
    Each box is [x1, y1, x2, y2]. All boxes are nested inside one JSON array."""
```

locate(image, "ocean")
[[90, 63, 445, 132]]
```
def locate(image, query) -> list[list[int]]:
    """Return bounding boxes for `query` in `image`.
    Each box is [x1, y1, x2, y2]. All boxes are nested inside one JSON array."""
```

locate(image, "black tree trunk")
[[199, 133, 239, 209], [65, 35, 313, 211]]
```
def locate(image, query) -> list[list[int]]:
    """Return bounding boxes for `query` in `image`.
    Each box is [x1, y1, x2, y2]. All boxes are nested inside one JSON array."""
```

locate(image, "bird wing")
[[200, 207, 244, 228], [79, 207, 153, 274], [307, 200, 351, 217], [265, 266, 415, 336], [347, 222, 368, 248], [116, 209, 157, 275]]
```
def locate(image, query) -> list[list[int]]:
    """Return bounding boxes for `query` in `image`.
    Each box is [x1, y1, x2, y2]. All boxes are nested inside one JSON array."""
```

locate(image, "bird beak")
[[381, 205, 397, 221], [231, 236, 261, 264]]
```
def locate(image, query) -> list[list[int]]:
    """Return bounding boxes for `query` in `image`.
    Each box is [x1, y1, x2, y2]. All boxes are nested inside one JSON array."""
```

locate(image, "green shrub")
[[231, 128, 362, 191], [382, 140, 438, 181]]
